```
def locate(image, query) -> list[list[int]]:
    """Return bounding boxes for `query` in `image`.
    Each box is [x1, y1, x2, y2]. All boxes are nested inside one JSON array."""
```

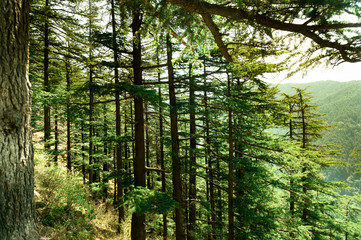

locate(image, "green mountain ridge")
[[276, 80, 361, 183]]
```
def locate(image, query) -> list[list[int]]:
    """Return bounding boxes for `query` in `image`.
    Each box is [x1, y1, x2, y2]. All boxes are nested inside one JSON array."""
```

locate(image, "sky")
[[263, 61, 361, 84]]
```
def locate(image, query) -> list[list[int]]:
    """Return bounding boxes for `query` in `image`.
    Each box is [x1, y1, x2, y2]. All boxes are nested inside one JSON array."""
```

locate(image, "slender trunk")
[[227, 74, 234, 240], [131, 9, 146, 240], [110, 0, 125, 224], [145, 103, 151, 189], [44, 0, 51, 152], [204, 62, 216, 239], [54, 106, 58, 163], [0, 0, 39, 238], [66, 44, 72, 172], [103, 105, 109, 200], [157, 48, 168, 239], [124, 101, 129, 192], [81, 122, 86, 184], [167, 34, 185, 240], [159, 86, 168, 240], [88, 0, 94, 184], [288, 103, 295, 216], [301, 102, 308, 222], [131, 101, 135, 165], [188, 65, 196, 240]]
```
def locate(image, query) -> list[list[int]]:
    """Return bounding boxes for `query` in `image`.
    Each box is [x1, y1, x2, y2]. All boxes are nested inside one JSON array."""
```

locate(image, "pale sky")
[[263, 61, 361, 84]]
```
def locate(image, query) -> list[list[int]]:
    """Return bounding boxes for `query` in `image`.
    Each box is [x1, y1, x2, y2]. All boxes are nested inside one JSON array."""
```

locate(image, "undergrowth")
[[34, 145, 131, 239]]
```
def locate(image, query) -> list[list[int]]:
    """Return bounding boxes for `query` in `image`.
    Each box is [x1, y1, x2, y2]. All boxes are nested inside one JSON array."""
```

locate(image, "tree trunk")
[[145, 103, 151, 189], [66, 43, 72, 172], [54, 106, 58, 163], [110, 0, 125, 225], [103, 105, 109, 200], [203, 61, 216, 239], [301, 101, 308, 222], [167, 33, 185, 240], [0, 0, 39, 238], [131, 9, 146, 240], [43, 0, 51, 152], [188, 65, 196, 240], [159, 86, 168, 240], [157, 48, 168, 239], [88, 0, 94, 184], [288, 102, 295, 216], [227, 74, 234, 240]]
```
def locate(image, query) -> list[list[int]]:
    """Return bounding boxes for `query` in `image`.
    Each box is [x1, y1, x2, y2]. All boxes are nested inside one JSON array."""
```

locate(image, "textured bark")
[[131, 9, 146, 240], [0, 0, 39, 239], [167, 34, 185, 240]]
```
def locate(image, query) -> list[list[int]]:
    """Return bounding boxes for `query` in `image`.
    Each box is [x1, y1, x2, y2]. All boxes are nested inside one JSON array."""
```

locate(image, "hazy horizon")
[[263, 61, 361, 84]]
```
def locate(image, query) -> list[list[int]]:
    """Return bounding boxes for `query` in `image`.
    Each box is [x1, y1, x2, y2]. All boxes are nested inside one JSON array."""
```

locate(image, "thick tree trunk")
[[0, 0, 39, 238], [167, 34, 185, 240], [131, 9, 146, 240]]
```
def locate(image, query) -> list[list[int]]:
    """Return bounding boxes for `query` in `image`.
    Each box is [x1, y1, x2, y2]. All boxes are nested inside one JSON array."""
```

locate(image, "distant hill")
[[276, 80, 361, 183]]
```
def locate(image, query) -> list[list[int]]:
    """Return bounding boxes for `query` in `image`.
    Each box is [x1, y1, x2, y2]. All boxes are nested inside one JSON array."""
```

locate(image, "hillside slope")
[[277, 80, 361, 183]]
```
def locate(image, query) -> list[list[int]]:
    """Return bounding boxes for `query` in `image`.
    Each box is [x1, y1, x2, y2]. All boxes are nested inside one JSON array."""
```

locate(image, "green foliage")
[[35, 150, 96, 239], [123, 187, 177, 215]]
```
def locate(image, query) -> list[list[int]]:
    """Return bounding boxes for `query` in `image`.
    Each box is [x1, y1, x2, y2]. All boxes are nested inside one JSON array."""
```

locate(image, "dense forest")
[[2, 0, 361, 239]]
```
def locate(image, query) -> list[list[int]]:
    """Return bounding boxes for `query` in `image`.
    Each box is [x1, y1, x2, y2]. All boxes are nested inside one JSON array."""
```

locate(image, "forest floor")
[[34, 144, 133, 240]]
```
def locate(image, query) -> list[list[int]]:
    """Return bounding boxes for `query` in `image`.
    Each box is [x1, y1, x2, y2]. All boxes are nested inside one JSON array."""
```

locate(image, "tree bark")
[[131, 9, 146, 240], [0, 0, 39, 238]]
